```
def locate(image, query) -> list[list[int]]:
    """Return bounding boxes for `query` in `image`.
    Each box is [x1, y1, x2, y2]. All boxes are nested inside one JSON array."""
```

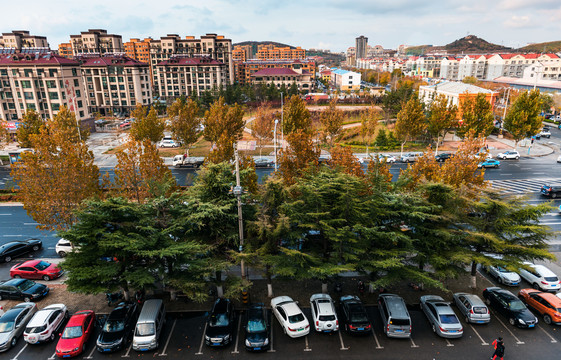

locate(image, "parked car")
[[271, 296, 309, 338], [378, 294, 412, 338], [339, 295, 371, 335], [452, 293, 490, 324], [309, 294, 338, 333], [374, 154, 396, 163], [420, 295, 463, 338], [24, 304, 68, 344], [0, 279, 49, 302], [96, 302, 138, 353], [0, 239, 42, 263], [540, 129, 552, 138], [0, 303, 37, 352], [541, 184, 561, 198], [484, 264, 521, 286], [496, 150, 520, 160], [55, 239, 77, 258], [435, 153, 453, 162], [158, 139, 180, 148], [482, 287, 537, 328], [56, 310, 96, 358], [477, 159, 500, 169], [557, 155, 561, 163], [254, 158, 275, 168], [243, 303, 269, 352], [400, 152, 423, 163], [205, 298, 235, 346], [132, 299, 166, 352], [518, 289, 561, 325], [518, 263, 561, 292], [10, 260, 63, 281]]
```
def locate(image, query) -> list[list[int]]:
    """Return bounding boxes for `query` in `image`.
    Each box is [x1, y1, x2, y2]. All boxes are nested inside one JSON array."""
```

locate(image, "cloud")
[[503, 15, 534, 29]]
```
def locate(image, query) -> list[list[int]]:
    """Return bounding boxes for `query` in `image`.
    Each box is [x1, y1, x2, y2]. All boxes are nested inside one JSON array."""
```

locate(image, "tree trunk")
[[400, 142, 405, 157], [266, 265, 273, 298], [267, 283, 274, 298], [470, 261, 477, 289], [322, 282, 328, 294], [434, 135, 440, 156]]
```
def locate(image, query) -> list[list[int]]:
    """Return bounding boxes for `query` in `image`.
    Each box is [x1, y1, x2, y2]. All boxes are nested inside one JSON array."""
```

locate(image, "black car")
[[482, 287, 537, 328], [205, 298, 235, 347], [339, 295, 371, 334], [541, 184, 561, 198], [254, 158, 275, 168], [244, 303, 269, 352], [435, 153, 453, 162], [0, 239, 42, 263], [96, 302, 138, 353], [0, 279, 49, 302]]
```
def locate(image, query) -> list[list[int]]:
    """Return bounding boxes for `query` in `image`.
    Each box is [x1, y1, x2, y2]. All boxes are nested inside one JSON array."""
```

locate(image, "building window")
[[49, 92, 59, 100], [21, 80, 32, 89]]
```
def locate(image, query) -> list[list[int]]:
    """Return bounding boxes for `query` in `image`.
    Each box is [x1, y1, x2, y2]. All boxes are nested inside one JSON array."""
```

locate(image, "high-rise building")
[[58, 43, 73, 58], [0, 31, 49, 50], [232, 45, 252, 61], [124, 38, 152, 64], [234, 59, 316, 85], [355, 36, 368, 61], [69, 29, 123, 55], [256, 44, 306, 60]]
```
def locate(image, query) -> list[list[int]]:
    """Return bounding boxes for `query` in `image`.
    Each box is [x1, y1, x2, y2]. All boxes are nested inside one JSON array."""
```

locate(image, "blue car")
[[478, 159, 500, 168]]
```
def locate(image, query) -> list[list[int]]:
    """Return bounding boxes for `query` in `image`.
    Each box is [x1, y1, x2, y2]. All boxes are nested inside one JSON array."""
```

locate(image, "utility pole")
[[500, 87, 510, 138], [233, 143, 245, 280], [281, 92, 284, 150], [274, 119, 279, 172]]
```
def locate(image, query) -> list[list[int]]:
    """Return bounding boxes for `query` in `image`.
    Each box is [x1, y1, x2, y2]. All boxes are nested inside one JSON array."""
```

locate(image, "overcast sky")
[[5, 0, 561, 52]]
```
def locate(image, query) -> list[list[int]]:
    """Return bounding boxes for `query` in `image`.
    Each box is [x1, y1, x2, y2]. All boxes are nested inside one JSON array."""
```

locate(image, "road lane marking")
[[24, 223, 40, 226], [445, 338, 454, 347], [536, 324, 557, 343], [195, 321, 208, 355], [410, 337, 419, 348], [10, 343, 28, 360], [304, 335, 312, 351], [535, 173, 546, 175], [121, 338, 133, 357], [0, 213, 12, 215], [371, 329, 383, 349], [3, 234, 22, 237], [48, 352, 57, 359], [469, 324, 489, 345], [489, 309, 524, 344], [337, 330, 348, 350], [499, 173, 513, 176], [159, 318, 177, 356], [84, 344, 96, 359], [231, 314, 242, 354]]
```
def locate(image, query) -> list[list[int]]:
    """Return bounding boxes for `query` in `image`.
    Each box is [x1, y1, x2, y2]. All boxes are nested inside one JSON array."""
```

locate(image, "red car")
[[56, 310, 96, 358], [10, 260, 63, 281]]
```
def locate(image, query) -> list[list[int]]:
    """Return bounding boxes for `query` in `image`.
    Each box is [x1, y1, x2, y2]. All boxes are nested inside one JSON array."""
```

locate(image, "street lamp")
[[274, 119, 279, 172]]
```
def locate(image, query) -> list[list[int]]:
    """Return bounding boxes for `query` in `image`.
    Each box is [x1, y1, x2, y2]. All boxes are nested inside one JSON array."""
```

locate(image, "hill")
[[405, 35, 511, 55], [518, 41, 561, 53], [233, 41, 294, 49]]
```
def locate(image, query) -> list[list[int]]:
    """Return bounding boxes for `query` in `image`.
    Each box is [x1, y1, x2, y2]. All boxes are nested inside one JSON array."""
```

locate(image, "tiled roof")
[[251, 68, 299, 76], [80, 55, 147, 66], [421, 81, 496, 95], [0, 52, 79, 65], [158, 57, 224, 66]]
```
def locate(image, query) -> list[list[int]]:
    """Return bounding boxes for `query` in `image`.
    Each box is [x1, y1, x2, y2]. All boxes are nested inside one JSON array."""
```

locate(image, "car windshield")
[[35, 261, 50, 271], [439, 314, 459, 324], [545, 277, 558, 282], [288, 313, 305, 324], [103, 320, 125, 333], [0, 321, 14, 333], [209, 313, 229, 327], [247, 319, 266, 333], [135, 323, 155, 336], [508, 300, 526, 311], [497, 266, 510, 273], [350, 311, 369, 323], [16, 280, 35, 291], [62, 326, 83, 339], [27, 325, 47, 334]]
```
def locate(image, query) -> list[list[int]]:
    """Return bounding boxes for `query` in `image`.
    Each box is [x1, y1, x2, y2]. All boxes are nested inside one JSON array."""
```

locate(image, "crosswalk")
[[488, 178, 559, 194]]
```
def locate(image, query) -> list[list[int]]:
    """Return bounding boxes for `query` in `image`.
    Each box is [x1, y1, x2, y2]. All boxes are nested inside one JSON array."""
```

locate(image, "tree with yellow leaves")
[[319, 99, 345, 147], [252, 105, 275, 157], [395, 96, 427, 156], [330, 145, 363, 177], [278, 130, 319, 184], [203, 97, 245, 163], [167, 98, 201, 155], [129, 105, 165, 143]]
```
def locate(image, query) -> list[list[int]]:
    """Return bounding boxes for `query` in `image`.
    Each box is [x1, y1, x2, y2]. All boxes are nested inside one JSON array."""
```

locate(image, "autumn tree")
[[503, 89, 544, 148], [203, 97, 245, 163], [113, 138, 176, 203], [426, 94, 458, 154], [319, 99, 345, 147], [366, 156, 393, 192], [11, 107, 100, 230], [359, 106, 379, 155], [278, 130, 319, 184], [0, 121, 8, 165], [129, 105, 165, 143], [16, 109, 44, 148], [167, 98, 201, 155], [330, 145, 363, 177], [50, 106, 90, 142], [394, 95, 427, 156], [457, 93, 494, 138], [283, 95, 311, 135], [252, 105, 275, 156]]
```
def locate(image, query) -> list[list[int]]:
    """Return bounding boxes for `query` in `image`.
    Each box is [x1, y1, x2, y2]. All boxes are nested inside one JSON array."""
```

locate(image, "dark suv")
[[541, 184, 561, 198], [0, 279, 49, 302], [96, 302, 138, 353], [205, 298, 235, 347], [339, 295, 372, 335], [435, 153, 453, 162]]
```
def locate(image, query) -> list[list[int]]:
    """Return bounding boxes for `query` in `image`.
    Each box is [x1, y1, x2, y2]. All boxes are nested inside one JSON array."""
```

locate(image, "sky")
[[5, 0, 561, 52]]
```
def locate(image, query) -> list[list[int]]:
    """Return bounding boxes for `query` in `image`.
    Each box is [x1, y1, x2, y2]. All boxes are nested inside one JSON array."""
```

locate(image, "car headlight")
[[205, 335, 210, 341], [263, 338, 269, 346], [245, 339, 251, 347], [224, 334, 230, 341], [518, 319, 525, 325], [150, 339, 157, 345], [73, 347, 79, 352]]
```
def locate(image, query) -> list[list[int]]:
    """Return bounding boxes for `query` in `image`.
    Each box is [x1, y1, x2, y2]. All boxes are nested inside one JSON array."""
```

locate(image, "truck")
[[172, 154, 205, 168], [305, 93, 330, 101]]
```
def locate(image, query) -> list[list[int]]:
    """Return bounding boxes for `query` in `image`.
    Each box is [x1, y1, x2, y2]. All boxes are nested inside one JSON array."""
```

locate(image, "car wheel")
[[431, 324, 436, 333], [552, 193, 557, 199], [497, 277, 502, 284], [43, 275, 51, 281], [32, 245, 40, 251], [23, 296, 31, 302], [485, 298, 491, 306], [10, 336, 17, 347], [465, 316, 470, 323], [82, 343, 87, 353], [533, 283, 540, 290], [50, 333, 55, 342], [509, 318, 516, 326], [58, 251, 67, 257], [13, 274, 21, 279], [544, 314, 552, 325], [494, 164, 498, 168], [4, 256, 11, 262]]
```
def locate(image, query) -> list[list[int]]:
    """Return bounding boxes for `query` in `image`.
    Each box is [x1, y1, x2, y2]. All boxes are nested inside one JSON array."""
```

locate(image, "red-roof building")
[[234, 59, 316, 85], [250, 67, 313, 93]]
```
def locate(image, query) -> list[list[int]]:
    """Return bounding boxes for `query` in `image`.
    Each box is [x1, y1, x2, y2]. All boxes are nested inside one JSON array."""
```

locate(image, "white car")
[[271, 296, 309, 338], [519, 263, 561, 292], [378, 154, 396, 163], [484, 264, 521, 286], [309, 294, 338, 332], [24, 304, 68, 344], [557, 155, 561, 163], [496, 150, 520, 160], [55, 238, 77, 257], [540, 129, 551, 138], [158, 139, 180, 148]]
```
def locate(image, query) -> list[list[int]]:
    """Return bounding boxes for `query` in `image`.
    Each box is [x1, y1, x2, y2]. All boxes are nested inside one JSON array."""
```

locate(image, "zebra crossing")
[[488, 178, 559, 194]]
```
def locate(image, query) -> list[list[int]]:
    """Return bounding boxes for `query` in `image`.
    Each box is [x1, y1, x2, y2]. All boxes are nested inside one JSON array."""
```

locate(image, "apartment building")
[[486, 53, 560, 81], [346, 47, 355, 67], [440, 57, 461, 80], [0, 31, 49, 50], [124, 38, 151, 63], [232, 45, 252, 61], [250, 67, 313, 93], [153, 56, 228, 100], [235, 59, 316, 85], [70, 29, 123, 55], [355, 36, 368, 60], [0, 52, 90, 124], [58, 43, 73, 58], [256, 44, 306, 60], [457, 55, 490, 80], [149, 33, 233, 86], [331, 68, 361, 91], [79, 55, 152, 117]]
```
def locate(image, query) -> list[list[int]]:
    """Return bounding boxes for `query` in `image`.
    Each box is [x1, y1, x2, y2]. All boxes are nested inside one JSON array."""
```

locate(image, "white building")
[[418, 81, 497, 108], [330, 68, 361, 91]]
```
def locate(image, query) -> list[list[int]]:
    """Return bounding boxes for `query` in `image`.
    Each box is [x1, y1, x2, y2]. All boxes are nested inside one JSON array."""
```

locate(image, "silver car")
[[420, 295, 463, 338], [453, 293, 490, 324], [0, 303, 37, 351], [484, 265, 521, 286]]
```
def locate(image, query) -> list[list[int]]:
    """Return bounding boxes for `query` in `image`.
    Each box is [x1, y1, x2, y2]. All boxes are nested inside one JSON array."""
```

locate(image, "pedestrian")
[[491, 337, 505, 360]]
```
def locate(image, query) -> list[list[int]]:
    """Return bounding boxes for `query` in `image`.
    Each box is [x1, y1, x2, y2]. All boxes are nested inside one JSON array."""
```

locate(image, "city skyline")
[[2, 0, 561, 52]]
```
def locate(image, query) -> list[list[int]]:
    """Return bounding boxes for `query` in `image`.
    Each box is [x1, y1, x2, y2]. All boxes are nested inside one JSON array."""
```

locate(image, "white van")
[[132, 299, 166, 351]]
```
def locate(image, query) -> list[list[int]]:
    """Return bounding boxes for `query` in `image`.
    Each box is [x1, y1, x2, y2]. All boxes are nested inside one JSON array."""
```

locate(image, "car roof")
[[340, 295, 361, 304], [0, 307, 27, 322], [531, 264, 557, 277], [108, 304, 132, 319], [67, 310, 93, 326], [28, 307, 60, 326], [16, 260, 41, 267], [456, 293, 485, 305], [279, 301, 302, 316], [432, 302, 455, 315], [212, 298, 230, 313], [488, 287, 516, 299], [534, 292, 561, 306], [1, 278, 27, 286]]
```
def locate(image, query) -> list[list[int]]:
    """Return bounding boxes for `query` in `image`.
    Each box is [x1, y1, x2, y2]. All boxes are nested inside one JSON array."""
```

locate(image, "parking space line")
[[231, 314, 242, 354], [337, 331, 348, 350], [10, 343, 28, 360], [371, 329, 383, 349], [304, 335, 312, 351], [537, 324, 558, 343], [159, 318, 177, 356], [84, 344, 96, 359], [409, 337, 419, 348], [121, 340, 133, 358], [445, 338, 454, 347], [489, 309, 524, 345], [267, 318, 275, 353], [195, 321, 208, 355], [48, 352, 57, 359], [468, 324, 489, 345]]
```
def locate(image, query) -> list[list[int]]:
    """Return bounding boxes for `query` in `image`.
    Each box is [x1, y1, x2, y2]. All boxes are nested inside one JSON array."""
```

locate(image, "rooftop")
[[0, 52, 79, 65], [421, 81, 496, 95]]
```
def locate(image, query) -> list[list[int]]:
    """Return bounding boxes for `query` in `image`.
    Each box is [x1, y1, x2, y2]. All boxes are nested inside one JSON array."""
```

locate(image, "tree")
[[252, 105, 275, 157], [113, 139, 176, 203], [503, 90, 544, 148], [330, 145, 363, 177], [394, 96, 427, 156], [0, 121, 9, 165], [426, 94, 458, 154], [129, 105, 165, 143], [167, 98, 201, 155], [16, 109, 44, 148], [11, 108, 100, 230], [462, 76, 478, 84], [203, 97, 245, 163], [319, 99, 345, 147], [283, 95, 311, 135], [359, 107, 378, 154], [50, 106, 90, 143], [366, 156, 393, 192], [381, 82, 414, 118], [457, 93, 494, 138], [288, 82, 299, 96], [278, 130, 319, 184], [540, 92, 554, 113]]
